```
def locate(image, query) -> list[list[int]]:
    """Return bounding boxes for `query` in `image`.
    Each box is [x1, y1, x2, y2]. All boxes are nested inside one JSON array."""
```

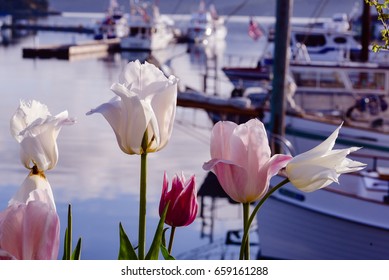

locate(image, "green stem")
[[239, 178, 290, 260], [242, 202, 250, 260], [167, 226, 176, 254], [138, 152, 148, 260]]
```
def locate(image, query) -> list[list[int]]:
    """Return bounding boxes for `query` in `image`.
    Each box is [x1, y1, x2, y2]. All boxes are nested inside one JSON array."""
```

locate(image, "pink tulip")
[[0, 174, 60, 260], [159, 172, 198, 227], [203, 119, 292, 203]]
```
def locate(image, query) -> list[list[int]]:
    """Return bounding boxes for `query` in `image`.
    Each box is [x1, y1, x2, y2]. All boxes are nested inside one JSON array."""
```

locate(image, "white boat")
[[222, 59, 389, 144], [186, 1, 227, 44], [119, 1, 174, 51], [263, 13, 389, 65], [94, 0, 129, 40], [257, 165, 389, 259], [223, 59, 389, 111]]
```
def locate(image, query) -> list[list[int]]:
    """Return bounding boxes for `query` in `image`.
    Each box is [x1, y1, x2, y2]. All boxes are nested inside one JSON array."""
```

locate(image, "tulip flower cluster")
[[0, 60, 367, 261]]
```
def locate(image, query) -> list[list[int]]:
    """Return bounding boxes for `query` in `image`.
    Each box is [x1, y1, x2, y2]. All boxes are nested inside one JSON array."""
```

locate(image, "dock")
[[22, 38, 120, 59], [177, 90, 263, 119], [3, 22, 94, 34]]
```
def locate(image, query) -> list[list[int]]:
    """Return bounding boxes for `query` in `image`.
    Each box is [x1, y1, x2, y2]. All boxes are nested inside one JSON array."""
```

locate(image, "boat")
[[186, 0, 227, 44], [252, 102, 389, 259], [256, 159, 389, 259], [93, 0, 129, 40], [119, 0, 174, 51], [262, 13, 389, 65]]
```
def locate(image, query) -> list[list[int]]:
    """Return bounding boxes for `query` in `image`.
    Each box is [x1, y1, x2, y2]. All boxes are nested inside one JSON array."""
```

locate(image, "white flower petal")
[[8, 173, 56, 211], [285, 123, 366, 192]]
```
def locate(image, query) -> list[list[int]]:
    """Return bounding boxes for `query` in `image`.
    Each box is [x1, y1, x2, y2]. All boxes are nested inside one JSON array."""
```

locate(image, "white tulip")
[[285, 123, 366, 192], [87, 60, 178, 155], [10, 100, 75, 171]]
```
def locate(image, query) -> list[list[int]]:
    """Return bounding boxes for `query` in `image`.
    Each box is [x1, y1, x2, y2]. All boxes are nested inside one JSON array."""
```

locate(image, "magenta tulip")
[[203, 119, 292, 203], [0, 174, 60, 260], [159, 172, 198, 227]]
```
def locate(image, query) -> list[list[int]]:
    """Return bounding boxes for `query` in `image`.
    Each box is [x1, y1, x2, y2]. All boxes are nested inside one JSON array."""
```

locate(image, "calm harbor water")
[[0, 1, 363, 260]]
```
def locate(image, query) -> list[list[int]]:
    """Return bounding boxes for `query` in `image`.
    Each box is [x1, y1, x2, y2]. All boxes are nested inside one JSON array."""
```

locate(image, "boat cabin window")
[[348, 71, 386, 91], [130, 27, 151, 37], [294, 34, 326, 47], [292, 70, 345, 89], [130, 27, 139, 36], [333, 36, 347, 44]]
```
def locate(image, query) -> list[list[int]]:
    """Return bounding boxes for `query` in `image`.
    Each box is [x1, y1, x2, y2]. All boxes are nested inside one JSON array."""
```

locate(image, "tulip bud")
[[159, 172, 198, 227]]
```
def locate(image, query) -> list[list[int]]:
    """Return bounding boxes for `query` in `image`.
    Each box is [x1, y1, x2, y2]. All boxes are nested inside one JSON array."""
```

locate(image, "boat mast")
[[360, 1, 371, 62], [269, 0, 293, 153]]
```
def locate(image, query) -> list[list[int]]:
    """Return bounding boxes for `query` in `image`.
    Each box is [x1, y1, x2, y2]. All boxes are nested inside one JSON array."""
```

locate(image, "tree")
[[366, 0, 389, 51]]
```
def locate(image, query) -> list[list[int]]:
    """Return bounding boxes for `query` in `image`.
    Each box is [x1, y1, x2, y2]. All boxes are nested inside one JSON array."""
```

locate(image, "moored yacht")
[[119, 0, 174, 51]]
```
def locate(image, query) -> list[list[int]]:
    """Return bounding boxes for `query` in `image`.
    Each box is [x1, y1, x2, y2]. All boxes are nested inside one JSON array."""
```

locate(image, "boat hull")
[[257, 181, 389, 259]]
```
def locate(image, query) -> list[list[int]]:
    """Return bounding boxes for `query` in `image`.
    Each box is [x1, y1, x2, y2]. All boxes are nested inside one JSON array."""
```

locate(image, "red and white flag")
[[248, 17, 263, 41]]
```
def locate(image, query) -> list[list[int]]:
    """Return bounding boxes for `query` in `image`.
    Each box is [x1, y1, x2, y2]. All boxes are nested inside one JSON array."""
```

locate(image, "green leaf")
[[160, 228, 175, 260], [71, 238, 82, 260], [160, 244, 175, 260], [145, 203, 169, 260], [118, 222, 138, 260], [62, 204, 82, 260], [62, 228, 69, 260]]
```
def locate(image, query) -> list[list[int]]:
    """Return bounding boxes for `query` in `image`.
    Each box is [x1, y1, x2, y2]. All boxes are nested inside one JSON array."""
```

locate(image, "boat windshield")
[[347, 71, 386, 92], [292, 69, 345, 89]]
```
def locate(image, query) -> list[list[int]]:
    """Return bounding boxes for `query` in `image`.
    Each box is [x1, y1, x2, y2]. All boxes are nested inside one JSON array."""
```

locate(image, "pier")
[[2, 22, 94, 34], [22, 38, 120, 59]]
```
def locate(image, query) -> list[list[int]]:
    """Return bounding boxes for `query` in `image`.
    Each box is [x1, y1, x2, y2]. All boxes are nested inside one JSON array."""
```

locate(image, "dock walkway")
[[22, 38, 120, 59]]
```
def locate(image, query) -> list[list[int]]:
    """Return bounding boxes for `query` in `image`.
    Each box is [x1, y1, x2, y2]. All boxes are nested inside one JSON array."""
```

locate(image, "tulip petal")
[[120, 61, 169, 99], [0, 201, 60, 260], [22, 201, 60, 260], [294, 124, 343, 163], [170, 176, 197, 226], [159, 172, 169, 216], [10, 100, 51, 142], [210, 121, 238, 160], [148, 78, 178, 151], [287, 163, 339, 192], [0, 249, 16, 260], [9, 173, 56, 211], [0, 204, 23, 259], [204, 158, 249, 203]]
